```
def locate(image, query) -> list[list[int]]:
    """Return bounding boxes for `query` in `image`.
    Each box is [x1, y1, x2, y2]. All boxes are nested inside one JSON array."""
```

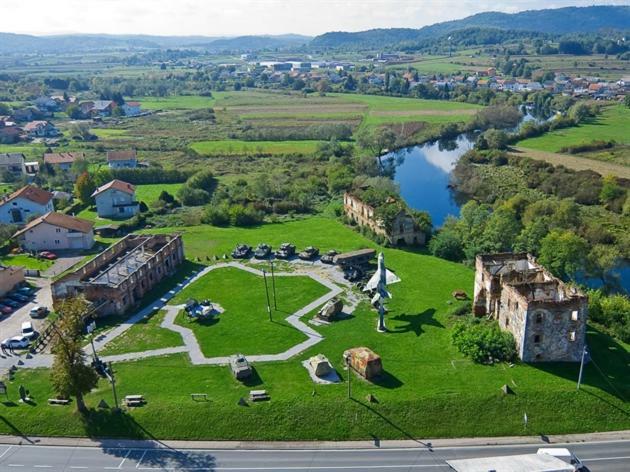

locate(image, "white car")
[[1, 336, 31, 349], [21, 321, 37, 340]]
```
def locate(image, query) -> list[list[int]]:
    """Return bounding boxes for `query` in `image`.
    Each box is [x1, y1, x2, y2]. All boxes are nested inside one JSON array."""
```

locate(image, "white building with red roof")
[[91, 179, 139, 219], [0, 185, 54, 225], [13, 211, 94, 251]]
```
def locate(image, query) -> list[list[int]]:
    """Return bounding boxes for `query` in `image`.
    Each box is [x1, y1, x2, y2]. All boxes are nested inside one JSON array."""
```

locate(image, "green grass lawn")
[[190, 140, 321, 156], [132, 95, 215, 110], [0, 254, 53, 270], [518, 105, 630, 153], [135, 183, 183, 203], [172, 266, 329, 357], [2, 217, 628, 440], [99, 309, 184, 356]]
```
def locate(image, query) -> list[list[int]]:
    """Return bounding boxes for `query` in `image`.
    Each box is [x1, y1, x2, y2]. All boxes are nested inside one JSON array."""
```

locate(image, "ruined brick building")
[[52, 233, 184, 316], [473, 253, 587, 362], [343, 192, 425, 246]]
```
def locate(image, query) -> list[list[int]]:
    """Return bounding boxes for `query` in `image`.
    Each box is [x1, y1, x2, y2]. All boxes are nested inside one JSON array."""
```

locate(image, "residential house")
[[23, 121, 59, 139], [92, 100, 115, 117], [44, 152, 84, 172], [343, 192, 426, 246], [0, 123, 21, 144], [473, 253, 587, 362], [91, 179, 139, 218], [13, 211, 94, 251], [0, 185, 54, 225], [34, 96, 58, 112], [79, 101, 95, 116], [51, 233, 184, 316], [122, 101, 142, 117], [107, 150, 137, 169], [0, 153, 26, 176]]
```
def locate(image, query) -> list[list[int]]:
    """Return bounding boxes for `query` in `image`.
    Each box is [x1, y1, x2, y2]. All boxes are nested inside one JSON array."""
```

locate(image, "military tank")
[[231, 244, 252, 259], [254, 243, 272, 259], [298, 246, 319, 260], [275, 242, 296, 259]]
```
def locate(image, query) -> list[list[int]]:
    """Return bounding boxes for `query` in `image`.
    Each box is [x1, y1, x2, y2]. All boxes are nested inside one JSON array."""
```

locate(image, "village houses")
[[91, 179, 139, 219], [23, 120, 59, 139], [0, 185, 54, 225], [473, 253, 588, 363], [107, 150, 137, 169], [13, 211, 94, 251], [0, 153, 26, 176], [43, 152, 85, 173]]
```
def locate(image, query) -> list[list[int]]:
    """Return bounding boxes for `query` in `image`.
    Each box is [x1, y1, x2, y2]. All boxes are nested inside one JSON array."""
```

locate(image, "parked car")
[[275, 243, 296, 259], [38, 251, 57, 260], [1, 336, 31, 349], [298, 246, 319, 261], [229, 354, 252, 380], [29, 306, 49, 318], [0, 304, 13, 315], [16, 287, 35, 297], [231, 244, 252, 259], [320, 250, 338, 264], [254, 243, 272, 259], [21, 321, 37, 340], [8, 293, 29, 303], [1, 299, 20, 308]]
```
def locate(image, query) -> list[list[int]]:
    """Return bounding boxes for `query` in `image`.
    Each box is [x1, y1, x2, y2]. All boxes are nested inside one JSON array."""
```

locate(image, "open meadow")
[[2, 217, 628, 440]]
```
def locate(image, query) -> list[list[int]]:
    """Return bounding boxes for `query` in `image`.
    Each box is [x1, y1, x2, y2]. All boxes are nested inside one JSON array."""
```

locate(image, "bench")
[[190, 393, 208, 401], [249, 389, 270, 402], [124, 394, 145, 407], [48, 398, 70, 405]]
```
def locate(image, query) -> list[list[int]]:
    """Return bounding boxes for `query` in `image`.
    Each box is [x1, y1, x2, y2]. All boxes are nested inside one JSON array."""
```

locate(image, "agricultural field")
[[0, 254, 53, 271], [517, 105, 630, 168], [133, 95, 215, 110], [190, 139, 321, 156], [2, 217, 628, 440]]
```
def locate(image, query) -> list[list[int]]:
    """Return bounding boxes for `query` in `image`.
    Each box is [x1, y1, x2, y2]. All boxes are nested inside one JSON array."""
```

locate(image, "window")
[[569, 331, 576, 342], [534, 334, 542, 344], [55, 228, 61, 233], [505, 317, 510, 327], [571, 310, 579, 321], [535, 313, 544, 324], [54, 239, 60, 244], [515, 302, 519, 310]]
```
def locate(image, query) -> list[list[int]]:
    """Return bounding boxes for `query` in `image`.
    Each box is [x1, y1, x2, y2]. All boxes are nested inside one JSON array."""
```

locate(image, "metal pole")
[[108, 362, 119, 410], [270, 260, 277, 310], [577, 346, 587, 390], [263, 270, 272, 322], [346, 356, 351, 399]]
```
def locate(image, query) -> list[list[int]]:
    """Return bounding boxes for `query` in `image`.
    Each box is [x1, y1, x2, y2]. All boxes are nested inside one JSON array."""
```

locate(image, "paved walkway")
[[1, 261, 350, 370]]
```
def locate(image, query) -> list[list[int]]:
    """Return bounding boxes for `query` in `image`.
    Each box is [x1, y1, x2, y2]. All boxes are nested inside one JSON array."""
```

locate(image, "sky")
[[2, 0, 629, 37]]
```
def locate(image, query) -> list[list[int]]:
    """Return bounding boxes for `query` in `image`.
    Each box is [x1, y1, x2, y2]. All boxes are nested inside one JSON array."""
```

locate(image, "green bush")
[[588, 290, 630, 343], [452, 318, 516, 364]]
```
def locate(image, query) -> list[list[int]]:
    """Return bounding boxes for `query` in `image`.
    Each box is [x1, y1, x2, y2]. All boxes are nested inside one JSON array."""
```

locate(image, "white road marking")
[[0, 446, 13, 460], [33, 465, 52, 468], [138, 466, 450, 471], [7, 465, 24, 467], [585, 455, 630, 462], [136, 449, 148, 468], [69, 467, 88, 470]]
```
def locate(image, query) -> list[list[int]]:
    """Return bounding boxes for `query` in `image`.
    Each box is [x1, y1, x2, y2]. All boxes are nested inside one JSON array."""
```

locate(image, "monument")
[[363, 252, 400, 332]]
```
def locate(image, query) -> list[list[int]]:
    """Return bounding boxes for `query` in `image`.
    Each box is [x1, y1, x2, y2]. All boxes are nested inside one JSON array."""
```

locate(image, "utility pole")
[[107, 362, 119, 411], [263, 270, 272, 322], [346, 355, 351, 399], [577, 346, 587, 390], [270, 259, 277, 310]]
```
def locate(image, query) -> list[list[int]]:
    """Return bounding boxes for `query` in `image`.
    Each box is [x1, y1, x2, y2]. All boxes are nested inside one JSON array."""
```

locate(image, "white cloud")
[[1, 0, 628, 36]]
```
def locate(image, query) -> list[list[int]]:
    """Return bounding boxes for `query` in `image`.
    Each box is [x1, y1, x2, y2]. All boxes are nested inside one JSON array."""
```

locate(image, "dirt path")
[[510, 147, 630, 179]]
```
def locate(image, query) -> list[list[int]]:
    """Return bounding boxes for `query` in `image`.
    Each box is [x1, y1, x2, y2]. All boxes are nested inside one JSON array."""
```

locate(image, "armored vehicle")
[[231, 244, 252, 259], [275, 243, 296, 259], [320, 249, 338, 264], [298, 246, 319, 261], [229, 354, 253, 380], [254, 243, 272, 259]]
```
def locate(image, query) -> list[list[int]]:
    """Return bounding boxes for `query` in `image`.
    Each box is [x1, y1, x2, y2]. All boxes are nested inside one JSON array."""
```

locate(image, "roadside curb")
[[1, 430, 629, 450]]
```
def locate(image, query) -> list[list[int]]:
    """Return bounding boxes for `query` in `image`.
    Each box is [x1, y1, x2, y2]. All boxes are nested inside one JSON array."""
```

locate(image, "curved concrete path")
[[0, 261, 349, 371]]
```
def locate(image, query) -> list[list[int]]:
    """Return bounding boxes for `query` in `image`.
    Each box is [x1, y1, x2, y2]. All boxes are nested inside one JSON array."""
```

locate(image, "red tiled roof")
[[23, 121, 49, 131], [14, 211, 93, 237], [107, 150, 136, 161], [2, 185, 53, 206], [43, 152, 84, 165], [91, 179, 135, 197]]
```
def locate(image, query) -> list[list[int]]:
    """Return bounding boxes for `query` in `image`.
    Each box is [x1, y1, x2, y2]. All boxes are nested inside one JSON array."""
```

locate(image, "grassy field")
[[517, 105, 630, 168], [171, 266, 329, 357], [0, 254, 53, 270], [1, 217, 628, 440], [99, 310, 184, 356], [135, 183, 183, 203], [133, 96, 215, 110], [190, 139, 321, 156]]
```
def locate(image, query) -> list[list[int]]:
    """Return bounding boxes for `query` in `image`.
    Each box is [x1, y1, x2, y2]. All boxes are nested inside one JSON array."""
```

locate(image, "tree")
[[69, 122, 92, 141], [599, 174, 625, 205], [74, 172, 96, 205], [625, 95, 630, 108], [429, 229, 464, 261], [538, 230, 589, 280], [50, 298, 99, 413], [483, 129, 509, 150], [356, 127, 396, 158]]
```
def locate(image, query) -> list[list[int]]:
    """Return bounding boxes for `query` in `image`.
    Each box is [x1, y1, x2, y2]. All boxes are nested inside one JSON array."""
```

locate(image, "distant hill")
[[311, 5, 630, 48], [0, 32, 311, 54]]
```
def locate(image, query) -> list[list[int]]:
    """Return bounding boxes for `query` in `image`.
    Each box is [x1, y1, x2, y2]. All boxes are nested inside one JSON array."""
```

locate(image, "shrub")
[[202, 204, 230, 226], [588, 290, 630, 343], [452, 318, 516, 364], [229, 204, 263, 227], [177, 186, 210, 206]]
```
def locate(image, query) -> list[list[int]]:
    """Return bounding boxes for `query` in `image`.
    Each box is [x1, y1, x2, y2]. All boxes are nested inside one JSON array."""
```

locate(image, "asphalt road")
[[0, 439, 628, 471]]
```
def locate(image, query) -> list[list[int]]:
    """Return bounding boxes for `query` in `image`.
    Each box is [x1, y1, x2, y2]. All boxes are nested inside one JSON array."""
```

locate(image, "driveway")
[[42, 254, 86, 277], [0, 278, 52, 346]]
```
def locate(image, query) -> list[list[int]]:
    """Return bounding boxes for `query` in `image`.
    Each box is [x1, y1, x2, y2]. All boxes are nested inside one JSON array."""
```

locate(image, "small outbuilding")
[[343, 347, 382, 380]]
